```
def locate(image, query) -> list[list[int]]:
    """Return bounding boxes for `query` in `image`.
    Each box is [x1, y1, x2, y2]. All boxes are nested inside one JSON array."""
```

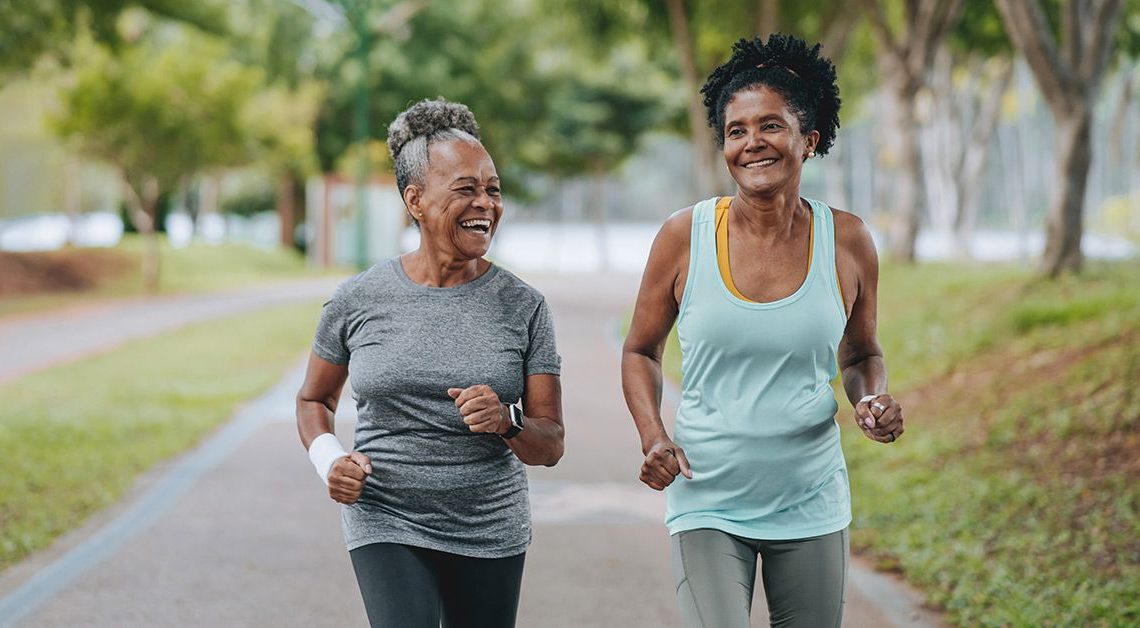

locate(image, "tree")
[[919, 0, 1015, 258], [527, 61, 666, 266], [559, 0, 860, 200], [859, 0, 965, 262], [227, 0, 325, 248], [996, 0, 1125, 275], [0, 0, 225, 78], [54, 33, 263, 290]]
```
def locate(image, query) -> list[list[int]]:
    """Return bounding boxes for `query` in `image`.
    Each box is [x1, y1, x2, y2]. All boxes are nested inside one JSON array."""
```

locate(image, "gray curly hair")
[[387, 98, 482, 216]]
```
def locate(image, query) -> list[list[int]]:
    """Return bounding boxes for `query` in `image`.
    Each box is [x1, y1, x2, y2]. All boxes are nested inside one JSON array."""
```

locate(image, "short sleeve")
[[312, 286, 352, 365], [524, 298, 561, 376]]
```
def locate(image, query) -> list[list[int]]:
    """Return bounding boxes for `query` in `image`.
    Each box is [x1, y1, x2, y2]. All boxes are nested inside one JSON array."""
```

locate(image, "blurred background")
[[1, 1, 1138, 627]]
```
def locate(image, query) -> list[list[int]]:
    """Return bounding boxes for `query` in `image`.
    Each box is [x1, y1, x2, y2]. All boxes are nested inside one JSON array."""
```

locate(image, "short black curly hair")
[[700, 33, 841, 156]]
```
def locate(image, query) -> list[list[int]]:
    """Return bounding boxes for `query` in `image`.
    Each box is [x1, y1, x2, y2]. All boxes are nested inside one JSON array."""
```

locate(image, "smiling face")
[[405, 137, 503, 261], [722, 86, 819, 197]]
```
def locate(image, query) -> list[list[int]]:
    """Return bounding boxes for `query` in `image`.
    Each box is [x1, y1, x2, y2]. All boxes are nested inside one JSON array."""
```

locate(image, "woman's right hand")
[[327, 452, 372, 504], [640, 436, 693, 491]]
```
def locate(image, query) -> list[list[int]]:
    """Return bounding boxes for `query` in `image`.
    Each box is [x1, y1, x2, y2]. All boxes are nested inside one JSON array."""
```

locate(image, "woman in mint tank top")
[[623, 34, 905, 628]]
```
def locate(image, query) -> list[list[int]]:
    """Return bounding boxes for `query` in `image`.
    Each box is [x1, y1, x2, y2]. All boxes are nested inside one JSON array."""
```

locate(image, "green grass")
[[658, 262, 1140, 627], [0, 300, 323, 570], [0, 234, 341, 319]]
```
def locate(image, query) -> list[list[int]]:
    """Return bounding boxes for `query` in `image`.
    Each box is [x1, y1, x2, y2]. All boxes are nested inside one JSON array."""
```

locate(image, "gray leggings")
[[671, 527, 848, 628]]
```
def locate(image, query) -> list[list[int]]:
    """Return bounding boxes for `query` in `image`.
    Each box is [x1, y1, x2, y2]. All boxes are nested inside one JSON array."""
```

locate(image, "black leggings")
[[349, 542, 526, 628]]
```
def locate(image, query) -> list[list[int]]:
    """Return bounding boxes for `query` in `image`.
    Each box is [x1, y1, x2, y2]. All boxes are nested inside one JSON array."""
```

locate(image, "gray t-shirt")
[[312, 258, 560, 558]]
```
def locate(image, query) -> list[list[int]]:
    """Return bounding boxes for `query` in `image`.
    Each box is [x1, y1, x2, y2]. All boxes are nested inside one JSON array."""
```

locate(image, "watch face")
[[509, 404, 524, 429]]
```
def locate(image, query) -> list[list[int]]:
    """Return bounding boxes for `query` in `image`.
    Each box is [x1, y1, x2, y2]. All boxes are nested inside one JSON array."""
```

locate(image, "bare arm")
[[507, 374, 564, 466], [622, 210, 694, 489], [448, 373, 563, 466], [835, 211, 904, 443], [296, 351, 371, 502], [296, 351, 348, 449]]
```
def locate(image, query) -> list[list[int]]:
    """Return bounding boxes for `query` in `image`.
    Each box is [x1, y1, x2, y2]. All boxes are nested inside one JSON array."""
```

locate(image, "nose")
[[744, 128, 767, 151], [472, 187, 495, 211]]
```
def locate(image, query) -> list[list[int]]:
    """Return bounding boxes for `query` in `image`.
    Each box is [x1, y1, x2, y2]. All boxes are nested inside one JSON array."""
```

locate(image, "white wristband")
[[308, 433, 348, 486]]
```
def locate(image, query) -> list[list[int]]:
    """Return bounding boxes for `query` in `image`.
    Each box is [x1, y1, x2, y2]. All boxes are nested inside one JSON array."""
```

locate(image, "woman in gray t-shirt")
[[296, 98, 563, 628]]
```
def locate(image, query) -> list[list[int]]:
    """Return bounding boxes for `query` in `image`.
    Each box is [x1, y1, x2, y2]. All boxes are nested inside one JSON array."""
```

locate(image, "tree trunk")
[[994, 0, 1123, 277], [953, 60, 1014, 258], [121, 175, 162, 292], [823, 139, 849, 212], [756, 0, 778, 38], [997, 124, 1030, 264], [277, 171, 297, 248], [919, 50, 958, 239], [1042, 106, 1091, 276], [589, 171, 609, 271], [1108, 60, 1135, 161], [64, 157, 82, 221], [664, 0, 718, 197], [884, 80, 923, 262]]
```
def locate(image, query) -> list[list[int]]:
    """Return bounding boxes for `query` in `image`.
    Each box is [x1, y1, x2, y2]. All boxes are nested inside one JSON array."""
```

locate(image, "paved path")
[[0, 276, 344, 385], [0, 273, 942, 627]]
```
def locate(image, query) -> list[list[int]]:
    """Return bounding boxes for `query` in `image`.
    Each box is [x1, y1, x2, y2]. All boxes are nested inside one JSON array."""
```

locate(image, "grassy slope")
[[661, 262, 1140, 627], [0, 235, 334, 318], [0, 300, 322, 571]]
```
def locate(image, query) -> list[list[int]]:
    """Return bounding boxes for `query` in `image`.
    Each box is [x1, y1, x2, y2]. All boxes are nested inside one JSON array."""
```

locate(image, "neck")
[[731, 186, 804, 239], [402, 246, 485, 287]]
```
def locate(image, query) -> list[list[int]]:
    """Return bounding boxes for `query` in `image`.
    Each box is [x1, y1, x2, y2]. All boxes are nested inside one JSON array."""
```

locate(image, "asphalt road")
[[0, 272, 942, 627]]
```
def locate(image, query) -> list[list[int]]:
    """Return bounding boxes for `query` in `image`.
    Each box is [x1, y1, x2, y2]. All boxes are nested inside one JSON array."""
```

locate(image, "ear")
[[804, 130, 821, 158], [403, 185, 422, 221]]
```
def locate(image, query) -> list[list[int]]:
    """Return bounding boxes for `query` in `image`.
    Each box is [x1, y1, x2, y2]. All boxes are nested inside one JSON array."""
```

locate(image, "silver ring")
[[872, 401, 886, 413]]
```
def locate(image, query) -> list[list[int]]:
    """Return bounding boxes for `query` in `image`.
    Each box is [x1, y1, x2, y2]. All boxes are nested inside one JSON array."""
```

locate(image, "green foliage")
[[1009, 293, 1137, 332], [525, 55, 671, 177], [950, 0, 1012, 57], [224, 0, 324, 175], [1118, 0, 1140, 57], [53, 32, 263, 195], [0, 0, 227, 77], [0, 301, 321, 570], [857, 263, 1140, 626], [221, 187, 277, 218], [310, 0, 676, 189]]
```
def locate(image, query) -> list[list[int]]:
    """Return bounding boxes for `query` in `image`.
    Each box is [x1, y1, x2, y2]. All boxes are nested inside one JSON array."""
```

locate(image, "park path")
[[0, 276, 344, 385], [0, 272, 942, 627]]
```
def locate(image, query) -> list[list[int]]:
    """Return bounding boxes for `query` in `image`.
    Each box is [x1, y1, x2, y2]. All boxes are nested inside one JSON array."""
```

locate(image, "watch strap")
[[501, 404, 524, 439]]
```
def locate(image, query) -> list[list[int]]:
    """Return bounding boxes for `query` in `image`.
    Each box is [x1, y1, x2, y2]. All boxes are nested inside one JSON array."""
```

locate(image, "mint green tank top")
[[666, 196, 851, 540]]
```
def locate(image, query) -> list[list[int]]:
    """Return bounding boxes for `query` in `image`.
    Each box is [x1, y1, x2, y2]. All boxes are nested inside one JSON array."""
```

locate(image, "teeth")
[[460, 219, 491, 228], [745, 159, 777, 168]]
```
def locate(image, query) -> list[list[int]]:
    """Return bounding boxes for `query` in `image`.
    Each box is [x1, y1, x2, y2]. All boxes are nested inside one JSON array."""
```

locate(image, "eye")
[[487, 186, 501, 196], [457, 185, 475, 194], [763, 122, 782, 131], [727, 127, 745, 138]]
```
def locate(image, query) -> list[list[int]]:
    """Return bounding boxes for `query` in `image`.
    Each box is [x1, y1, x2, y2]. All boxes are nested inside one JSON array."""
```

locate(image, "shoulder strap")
[[805, 198, 846, 319], [679, 197, 720, 315]]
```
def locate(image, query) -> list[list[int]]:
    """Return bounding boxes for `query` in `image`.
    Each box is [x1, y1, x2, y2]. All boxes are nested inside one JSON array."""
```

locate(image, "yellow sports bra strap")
[[715, 197, 753, 302], [716, 196, 816, 304]]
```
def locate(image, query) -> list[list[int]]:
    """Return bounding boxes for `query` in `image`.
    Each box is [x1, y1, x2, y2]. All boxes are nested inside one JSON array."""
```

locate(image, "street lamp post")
[[347, 1, 372, 270]]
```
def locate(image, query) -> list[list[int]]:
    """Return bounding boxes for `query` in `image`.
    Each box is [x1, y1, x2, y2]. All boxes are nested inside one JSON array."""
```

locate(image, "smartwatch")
[[501, 404, 524, 439]]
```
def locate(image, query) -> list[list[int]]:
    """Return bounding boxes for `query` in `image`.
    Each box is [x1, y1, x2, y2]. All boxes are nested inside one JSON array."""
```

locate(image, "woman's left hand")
[[448, 385, 509, 435], [855, 394, 904, 444]]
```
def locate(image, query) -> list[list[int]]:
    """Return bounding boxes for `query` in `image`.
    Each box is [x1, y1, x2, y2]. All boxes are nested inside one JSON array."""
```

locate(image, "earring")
[[807, 151, 816, 158]]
